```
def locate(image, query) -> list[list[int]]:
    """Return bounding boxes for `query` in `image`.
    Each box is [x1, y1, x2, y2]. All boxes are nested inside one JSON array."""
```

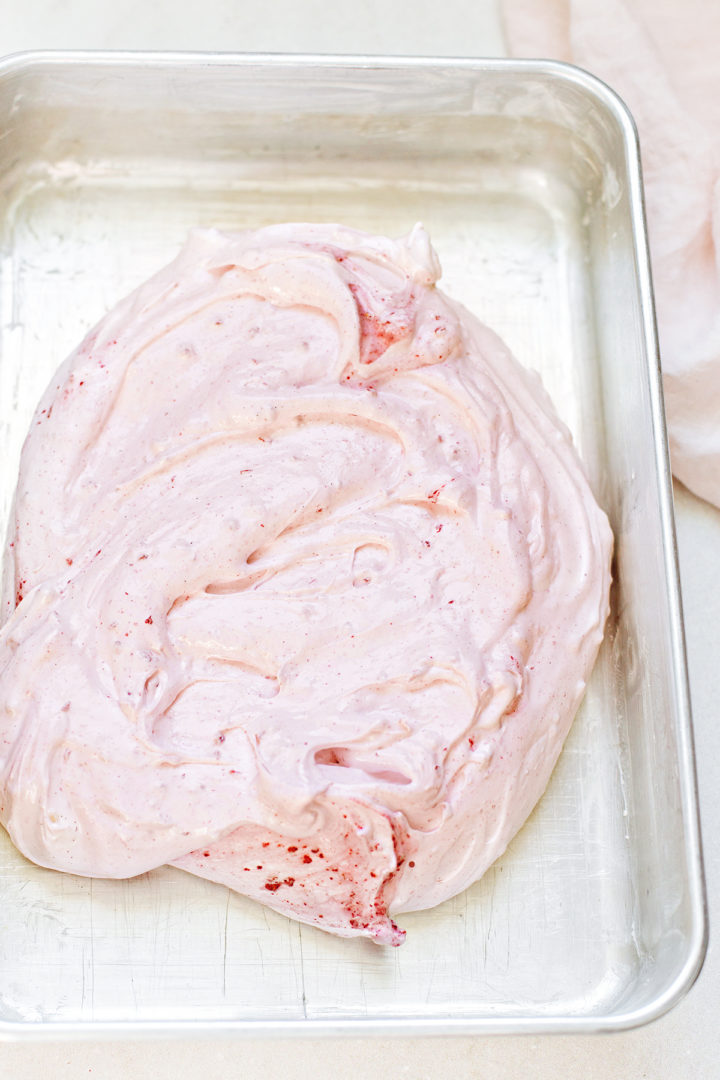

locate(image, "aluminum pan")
[[0, 51, 707, 1037]]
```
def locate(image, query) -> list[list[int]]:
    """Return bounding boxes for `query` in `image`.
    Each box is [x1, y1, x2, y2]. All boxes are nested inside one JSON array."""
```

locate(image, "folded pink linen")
[[503, 0, 720, 508]]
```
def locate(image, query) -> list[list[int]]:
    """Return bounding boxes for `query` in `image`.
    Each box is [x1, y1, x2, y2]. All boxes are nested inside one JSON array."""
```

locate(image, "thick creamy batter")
[[0, 224, 612, 944]]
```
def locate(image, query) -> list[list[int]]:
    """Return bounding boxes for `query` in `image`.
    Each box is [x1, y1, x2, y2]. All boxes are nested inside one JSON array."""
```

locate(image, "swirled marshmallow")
[[0, 224, 612, 944]]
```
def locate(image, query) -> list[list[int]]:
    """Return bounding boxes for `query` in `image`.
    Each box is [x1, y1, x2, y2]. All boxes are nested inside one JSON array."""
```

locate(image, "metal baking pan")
[[0, 51, 706, 1037]]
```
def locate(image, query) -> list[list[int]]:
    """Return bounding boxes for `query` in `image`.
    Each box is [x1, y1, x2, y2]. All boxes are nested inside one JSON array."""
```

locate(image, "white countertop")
[[0, 2, 717, 1076]]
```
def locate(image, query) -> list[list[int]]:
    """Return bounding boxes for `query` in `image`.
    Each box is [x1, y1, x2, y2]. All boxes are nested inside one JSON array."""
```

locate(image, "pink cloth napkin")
[[502, 0, 720, 509]]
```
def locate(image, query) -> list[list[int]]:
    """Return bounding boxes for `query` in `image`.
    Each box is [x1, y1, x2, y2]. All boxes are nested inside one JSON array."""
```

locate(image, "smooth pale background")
[[0, 1, 717, 1077]]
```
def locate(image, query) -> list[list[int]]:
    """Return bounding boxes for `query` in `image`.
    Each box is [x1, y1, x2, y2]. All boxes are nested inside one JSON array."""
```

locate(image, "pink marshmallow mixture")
[[0, 224, 611, 944]]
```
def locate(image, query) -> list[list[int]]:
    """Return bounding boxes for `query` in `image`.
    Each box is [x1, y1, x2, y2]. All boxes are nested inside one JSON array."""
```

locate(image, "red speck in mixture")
[[264, 881, 281, 892], [287, 846, 298, 853], [66, 558, 73, 566], [145, 616, 153, 624], [302, 854, 312, 864]]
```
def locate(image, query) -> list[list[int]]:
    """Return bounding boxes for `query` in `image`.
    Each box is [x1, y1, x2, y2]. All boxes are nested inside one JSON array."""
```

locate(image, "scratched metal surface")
[[0, 55, 705, 1035]]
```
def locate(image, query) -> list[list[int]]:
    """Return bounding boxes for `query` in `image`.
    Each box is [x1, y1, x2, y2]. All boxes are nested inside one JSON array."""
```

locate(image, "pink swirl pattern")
[[0, 224, 611, 944]]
